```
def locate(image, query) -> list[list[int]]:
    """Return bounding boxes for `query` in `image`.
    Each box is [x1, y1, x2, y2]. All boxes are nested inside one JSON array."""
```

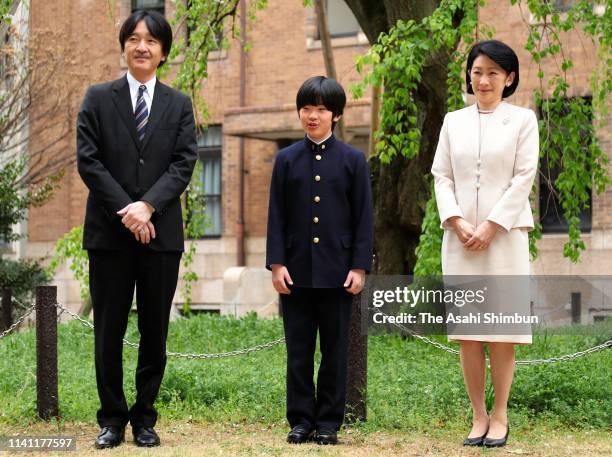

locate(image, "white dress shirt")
[[307, 131, 333, 144], [126, 71, 156, 114]]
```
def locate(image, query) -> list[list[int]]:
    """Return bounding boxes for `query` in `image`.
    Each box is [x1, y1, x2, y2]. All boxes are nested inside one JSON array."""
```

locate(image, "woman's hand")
[[464, 220, 502, 251], [448, 216, 476, 244]]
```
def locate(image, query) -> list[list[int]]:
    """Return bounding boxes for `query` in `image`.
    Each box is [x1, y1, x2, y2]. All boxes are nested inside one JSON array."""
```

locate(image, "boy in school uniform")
[[266, 76, 374, 445]]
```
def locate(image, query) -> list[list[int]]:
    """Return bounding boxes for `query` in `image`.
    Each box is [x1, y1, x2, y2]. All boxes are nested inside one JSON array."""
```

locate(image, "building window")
[[132, 0, 165, 15], [539, 97, 593, 234], [546, 0, 578, 12], [320, 0, 361, 38], [193, 125, 222, 237]]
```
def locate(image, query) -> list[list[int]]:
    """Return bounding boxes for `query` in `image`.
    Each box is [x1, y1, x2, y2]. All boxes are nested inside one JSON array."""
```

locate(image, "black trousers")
[[281, 287, 352, 432], [88, 247, 181, 428]]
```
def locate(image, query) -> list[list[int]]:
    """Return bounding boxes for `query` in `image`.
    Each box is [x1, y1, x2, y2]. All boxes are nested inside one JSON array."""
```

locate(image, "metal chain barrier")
[[0, 302, 36, 340], [371, 308, 611, 366], [52, 301, 285, 358], [4, 298, 609, 365]]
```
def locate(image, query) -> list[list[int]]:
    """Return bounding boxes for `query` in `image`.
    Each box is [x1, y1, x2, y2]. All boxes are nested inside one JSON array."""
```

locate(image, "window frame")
[[187, 125, 223, 239], [319, 0, 361, 39], [538, 96, 593, 234], [131, 0, 165, 15]]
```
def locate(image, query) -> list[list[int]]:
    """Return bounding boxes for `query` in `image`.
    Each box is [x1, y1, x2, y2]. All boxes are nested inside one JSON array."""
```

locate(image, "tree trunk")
[[344, 0, 461, 274]]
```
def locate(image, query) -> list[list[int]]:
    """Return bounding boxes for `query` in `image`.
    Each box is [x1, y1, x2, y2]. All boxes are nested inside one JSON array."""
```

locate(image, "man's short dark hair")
[[119, 10, 173, 68], [466, 40, 520, 98], [296, 76, 347, 130]]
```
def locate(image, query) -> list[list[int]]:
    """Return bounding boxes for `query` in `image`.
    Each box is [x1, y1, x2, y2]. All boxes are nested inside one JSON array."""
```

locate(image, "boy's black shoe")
[[287, 424, 315, 444], [314, 429, 338, 445], [94, 426, 125, 449], [132, 426, 160, 447]]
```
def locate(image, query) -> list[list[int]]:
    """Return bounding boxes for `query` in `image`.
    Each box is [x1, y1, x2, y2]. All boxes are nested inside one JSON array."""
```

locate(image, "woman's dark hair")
[[119, 10, 173, 68], [296, 76, 346, 130], [466, 40, 519, 98]]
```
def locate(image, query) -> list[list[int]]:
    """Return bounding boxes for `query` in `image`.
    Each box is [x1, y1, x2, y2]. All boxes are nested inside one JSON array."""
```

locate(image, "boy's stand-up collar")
[[303, 133, 337, 152]]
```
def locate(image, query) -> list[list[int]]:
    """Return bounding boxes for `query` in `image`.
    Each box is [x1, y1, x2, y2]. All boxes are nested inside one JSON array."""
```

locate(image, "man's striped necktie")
[[135, 84, 148, 142]]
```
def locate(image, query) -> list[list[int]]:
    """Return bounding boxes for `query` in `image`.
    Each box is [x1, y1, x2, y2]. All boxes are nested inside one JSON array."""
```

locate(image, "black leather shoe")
[[287, 424, 314, 444], [94, 426, 125, 449], [483, 424, 509, 447], [463, 429, 488, 446], [132, 426, 161, 447], [314, 429, 338, 445]]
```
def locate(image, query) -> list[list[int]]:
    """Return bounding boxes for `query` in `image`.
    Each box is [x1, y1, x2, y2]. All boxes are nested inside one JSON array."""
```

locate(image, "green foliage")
[[0, 314, 609, 429], [521, 0, 611, 261], [0, 0, 13, 25], [163, 0, 267, 123], [413, 181, 443, 276], [0, 257, 49, 312], [0, 158, 62, 243], [159, 1, 266, 311], [47, 225, 89, 304], [352, 0, 481, 164], [180, 159, 206, 314], [354, 0, 610, 270]]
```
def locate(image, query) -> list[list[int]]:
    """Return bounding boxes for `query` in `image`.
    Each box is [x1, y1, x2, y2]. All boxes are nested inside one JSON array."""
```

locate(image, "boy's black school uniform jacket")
[[266, 134, 374, 288]]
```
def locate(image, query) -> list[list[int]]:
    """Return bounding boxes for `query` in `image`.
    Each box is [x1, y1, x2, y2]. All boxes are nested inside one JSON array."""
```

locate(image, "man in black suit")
[[266, 76, 373, 445], [76, 10, 196, 449]]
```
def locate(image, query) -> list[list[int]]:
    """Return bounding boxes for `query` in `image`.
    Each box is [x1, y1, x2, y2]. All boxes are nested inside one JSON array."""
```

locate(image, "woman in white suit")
[[431, 40, 539, 448]]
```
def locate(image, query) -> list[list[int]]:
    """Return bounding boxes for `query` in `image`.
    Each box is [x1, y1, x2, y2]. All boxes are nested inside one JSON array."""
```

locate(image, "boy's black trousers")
[[281, 287, 353, 432]]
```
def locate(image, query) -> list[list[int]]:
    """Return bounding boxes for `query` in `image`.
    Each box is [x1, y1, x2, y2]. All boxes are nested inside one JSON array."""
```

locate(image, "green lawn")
[[0, 312, 609, 433]]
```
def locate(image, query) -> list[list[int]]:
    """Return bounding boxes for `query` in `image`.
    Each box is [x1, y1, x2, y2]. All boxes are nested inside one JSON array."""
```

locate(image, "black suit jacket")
[[76, 76, 197, 252], [266, 135, 374, 288]]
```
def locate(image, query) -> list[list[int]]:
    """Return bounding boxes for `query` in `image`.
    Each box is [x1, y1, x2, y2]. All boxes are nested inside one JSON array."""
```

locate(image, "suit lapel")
[[141, 80, 170, 152], [111, 76, 141, 150]]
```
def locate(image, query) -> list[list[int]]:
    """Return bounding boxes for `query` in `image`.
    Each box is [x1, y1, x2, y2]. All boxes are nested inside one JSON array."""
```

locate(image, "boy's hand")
[[271, 264, 293, 294], [344, 269, 365, 295]]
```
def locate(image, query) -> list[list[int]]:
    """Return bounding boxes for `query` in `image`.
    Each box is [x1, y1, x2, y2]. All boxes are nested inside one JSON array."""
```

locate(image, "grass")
[[1, 421, 611, 456], [0, 312, 610, 436]]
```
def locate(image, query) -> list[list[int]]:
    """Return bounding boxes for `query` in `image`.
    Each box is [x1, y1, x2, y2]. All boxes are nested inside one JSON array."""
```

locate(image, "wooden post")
[[36, 286, 58, 420], [1, 288, 12, 331], [345, 292, 367, 422]]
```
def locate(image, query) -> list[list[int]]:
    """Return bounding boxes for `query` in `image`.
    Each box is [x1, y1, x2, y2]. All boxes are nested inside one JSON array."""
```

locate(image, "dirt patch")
[[0, 421, 610, 456]]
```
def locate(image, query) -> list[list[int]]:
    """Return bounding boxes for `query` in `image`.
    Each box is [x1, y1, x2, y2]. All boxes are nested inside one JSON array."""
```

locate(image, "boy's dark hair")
[[119, 10, 173, 68], [466, 40, 519, 98], [296, 76, 346, 130]]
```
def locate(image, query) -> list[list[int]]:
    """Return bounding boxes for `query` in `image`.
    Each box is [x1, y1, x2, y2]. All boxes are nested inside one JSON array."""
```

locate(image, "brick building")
[[11, 0, 611, 314]]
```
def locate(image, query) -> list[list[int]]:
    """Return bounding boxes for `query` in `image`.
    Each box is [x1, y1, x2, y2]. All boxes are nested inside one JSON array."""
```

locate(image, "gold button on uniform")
[[314, 196, 320, 203], [313, 217, 319, 224], [313, 237, 320, 244], [315, 154, 322, 161], [314, 175, 321, 182], [321, 144, 326, 150]]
